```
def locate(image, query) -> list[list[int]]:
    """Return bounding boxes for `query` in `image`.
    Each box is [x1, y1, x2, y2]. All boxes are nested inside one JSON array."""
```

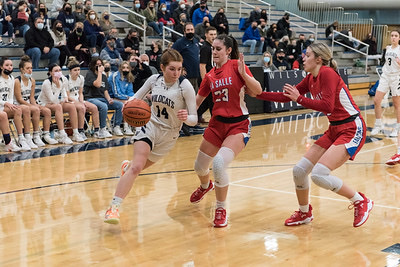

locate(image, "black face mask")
[[185, 32, 194, 39], [3, 69, 12, 75], [56, 27, 63, 32], [122, 70, 130, 76], [104, 67, 110, 72], [252, 26, 257, 30], [76, 28, 83, 33], [200, 5, 206, 10], [261, 25, 265, 29], [39, 8, 46, 13], [278, 56, 285, 60], [65, 7, 72, 12], [130, 61, 137, 68]]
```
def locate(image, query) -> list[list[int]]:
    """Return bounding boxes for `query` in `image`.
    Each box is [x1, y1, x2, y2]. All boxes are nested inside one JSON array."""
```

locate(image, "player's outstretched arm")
[[238, 53, 262, 97]]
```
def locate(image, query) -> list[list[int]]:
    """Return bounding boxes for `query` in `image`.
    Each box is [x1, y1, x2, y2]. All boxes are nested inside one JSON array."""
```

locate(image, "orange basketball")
[[123, 99, 151, 127]]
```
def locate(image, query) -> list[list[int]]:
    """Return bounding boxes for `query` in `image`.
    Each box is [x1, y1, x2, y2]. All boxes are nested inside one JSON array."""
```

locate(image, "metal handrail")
[[284, 10, 318, 41], [332, 30, 369, 74], [162, 27, 183, 50], [254, 0, 271, 26], [239, 1, 254, 20]]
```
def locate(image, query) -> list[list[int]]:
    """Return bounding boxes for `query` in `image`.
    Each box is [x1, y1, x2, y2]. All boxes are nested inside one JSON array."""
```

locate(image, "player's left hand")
[[283, 83, 300, 102], [177, 109, 188, 121]]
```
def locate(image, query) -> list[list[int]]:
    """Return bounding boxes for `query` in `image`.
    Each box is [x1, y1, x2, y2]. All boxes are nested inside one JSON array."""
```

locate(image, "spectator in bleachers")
[[83, 0, 92, 16], [30, 2, 50, 30], [73, 0, 85, 23], [100, 35, 122, 72], [24, 17, 60, 69], [266, 23, 278, 52], [49, 19, 72, 67], [191, 0, 211, 27], [172, 0, 189, 25], [103, 59, 111, 78], [122, 28, 140, 59], [295, 33, 306, 55], [4, 0, 16, 16], [194, 16, 209, 41], [172, 12, 185, 42], [286, 39, 298, 69], [128, 54, 153, 92], [101, 27, 125, 55], [0, 4, 15, 46], [65, 56, 102, 139], [277, 35, 289, 52], [139, 53, 158, 75], [144, 1, 163, 36], [146, 40, 162, 72], [0, 111, 21, 151], [273, 48, 290, 71], [244, 6, 261, 29], [48, 0, 64, 20], [260, 8, 267, 23], [254, 51, 277, 72], [99, 11, 114, 36], [292, 48, 305, 70], [0, 56, 36, 150], [357, 33, 378, 55], [189, 0, 203, 21], [325, 20, 338, 40], [158, 2, 174, 35], [242, 21, 264, 55], [56, 2, 75, 36], [304, 33, 314, 48], [84, 9, 105, 56], [67, 22, 90, 67], [276, 12, 292, 39], [107, 61, 135, 135], [84, 57, 123, 137], [11, 1, 30, 37], [128, 0, 145, 29], [211, 7, 228, 35], [257, 19, 267, 52]]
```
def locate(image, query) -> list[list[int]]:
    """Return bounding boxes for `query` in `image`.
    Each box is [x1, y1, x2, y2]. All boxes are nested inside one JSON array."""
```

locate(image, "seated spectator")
[[49, 20, 72, 67], [48, 0, 64, 19], [73, 0, 86, 23], [242, 21, 264, 55], [103, 60, 111, 78], [292, 49, 305, 70], [101, 28, 125, 57], [286, 39, 298, 68], [295, 33, 306, 55], [254, 51, 277, 72], [83, 0, 92, 16], [273, 48, 290, 71], [192, 0, 212, 27], [84, 9, 105, 56], [244, 7, 261, 29], [128, 54, 153, 92], [276, 12, 292, 39], [100, 35, 122, 72], [139, 53, 158, 75], [305, 33, 315, 48], [325, 20, 338, 40], [122, 28, 140, 59], [145, 40, 162, 72], [128, 0, 149, 35], [67, 22, 91, 67], [144, 1, 163, 36], [260, 9, 268, 23], [24, 17, 60, 69], [158, 3, 175, 34], [266, 23, 278, 52], [0, 4, 15, 46], [189, 0, 203, 21], [29, 2, 50, 30], [358, 33, 378, 55], [84, 57, 123, 137], [172, 12, 185, 42], [56, 2, 75, 36], [258, 20, 267, 52], [12, 1, 30, 37], [210, 7, 227, 35], [195, 16, 210, 41], [277, 35, 289, 52], [172, 0, 189, 24], [99, 11, 114, 36]]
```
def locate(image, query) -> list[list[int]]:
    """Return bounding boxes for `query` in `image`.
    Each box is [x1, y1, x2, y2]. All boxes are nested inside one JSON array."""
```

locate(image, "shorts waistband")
[[330, 113, 359, 126], [215, 115, 249, 124]]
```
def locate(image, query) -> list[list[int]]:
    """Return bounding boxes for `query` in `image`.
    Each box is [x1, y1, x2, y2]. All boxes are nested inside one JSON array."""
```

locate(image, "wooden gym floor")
[[1, 92, 400, 266]]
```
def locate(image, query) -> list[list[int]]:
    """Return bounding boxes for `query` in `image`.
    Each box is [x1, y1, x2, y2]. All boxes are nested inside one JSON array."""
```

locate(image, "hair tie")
[[68, 64, 80, 70]]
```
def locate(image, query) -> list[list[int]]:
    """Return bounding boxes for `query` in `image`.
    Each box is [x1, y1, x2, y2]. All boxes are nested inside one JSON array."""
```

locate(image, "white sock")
[[59, 129, 66, 135], [397, 147, 400, 154], [24, 133, 32, 139], [33, 131, 40, 137], [18, 134, 24, 138], [350, 192, 364, 203], [201, 180, 210, 189], [375, 119, 382, 126], [73, 128, 79, 135], [299, 204, 309, 213], [111, 196, 123, 207], [216, 200, 225, 209]]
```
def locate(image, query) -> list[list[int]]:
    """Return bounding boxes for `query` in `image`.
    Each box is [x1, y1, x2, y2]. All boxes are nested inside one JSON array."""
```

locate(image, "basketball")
[[123, 99, 151, 127]]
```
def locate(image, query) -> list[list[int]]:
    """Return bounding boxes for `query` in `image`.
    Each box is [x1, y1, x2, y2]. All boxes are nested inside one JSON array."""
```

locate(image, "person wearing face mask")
[[50, 20, 72, 67], [107, 61, 135, 136], [67, 22, 91, 67], [73, 0, 86, 22], [24, 17, 60, 69], [123, 28, 140, 59], [273, 48, 290, 71], [101, 28, 125, 57], [56, 2, 76, 36], [102, 60, 112, 77], [144, 1, 163, 36], [99, 11, 115, 36], [242, 21, 264, 55], [30, 2, 51, 30], [172, 12, 186, 42], [127, 55, 153, 93], [145, 40, 162, 72], [305, 34, 315, 48], [172, 0, 189, 24], [128, 0, 150, 35], [292, 49, 306, 70], [48, 0, 65, 19], [0, 3, 15, 46], [11, 1, 30, 37], [139, 53, 158, 75], [157, 3, 175, 35], [194, 16, 209, 41], [255, 51, 277, 72], [277, 12, 292, 39], [211, 7, 228, 35], [244, 6, 261, 29], [84, 10, 105, 56], [83, 0, 92, 15], [257, 20, 268, 52], [100, 36, 122, 72], [191, 0, 212, 27]]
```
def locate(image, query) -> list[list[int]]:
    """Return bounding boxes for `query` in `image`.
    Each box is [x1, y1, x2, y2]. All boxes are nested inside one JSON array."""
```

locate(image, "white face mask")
[[161, 7, 166, 11], [142, 61, 149, 66], [89, 14, 95, 20], [24, 73, 32, 79], [36, 23, 44, 30], [180, 4, 185, 9]]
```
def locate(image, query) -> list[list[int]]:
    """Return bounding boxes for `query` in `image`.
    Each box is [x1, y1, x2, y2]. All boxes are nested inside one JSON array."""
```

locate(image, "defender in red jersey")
[[257, 43, 373, 228], [190, 35, 262, 227]]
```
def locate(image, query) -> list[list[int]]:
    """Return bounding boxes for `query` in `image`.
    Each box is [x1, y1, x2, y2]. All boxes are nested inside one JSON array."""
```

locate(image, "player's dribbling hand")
[[177, 109, 188, 121], [283, 83, 300, 102]]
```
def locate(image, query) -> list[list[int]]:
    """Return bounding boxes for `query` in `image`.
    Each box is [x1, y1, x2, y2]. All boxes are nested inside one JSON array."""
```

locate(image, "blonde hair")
[[308, 42, 338, 71], [119, 61, 134, 83]]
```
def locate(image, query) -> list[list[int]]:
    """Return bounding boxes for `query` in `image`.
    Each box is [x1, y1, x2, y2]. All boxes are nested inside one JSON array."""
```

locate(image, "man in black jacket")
[[24, 17, 60, 69]]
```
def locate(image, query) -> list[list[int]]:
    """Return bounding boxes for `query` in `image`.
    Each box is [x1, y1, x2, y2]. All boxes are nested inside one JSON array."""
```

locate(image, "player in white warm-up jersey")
[[104, 49, 198, 224]]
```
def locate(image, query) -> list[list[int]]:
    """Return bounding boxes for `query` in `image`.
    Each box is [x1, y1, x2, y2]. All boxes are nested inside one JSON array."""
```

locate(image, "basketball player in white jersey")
[[371, 30, 400, 138], [104, 49, 198, 224]]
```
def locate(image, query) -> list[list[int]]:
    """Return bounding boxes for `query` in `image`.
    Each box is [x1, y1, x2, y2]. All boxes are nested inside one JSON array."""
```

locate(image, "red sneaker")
[[386, 153, 400, 165], [213, 207, 227, 228], [350, 192, 373, 227], [121, 160, 130, 176], [190, 180, 214, 203], [284, 204, 313, 226], [104, 205, 120, 224]]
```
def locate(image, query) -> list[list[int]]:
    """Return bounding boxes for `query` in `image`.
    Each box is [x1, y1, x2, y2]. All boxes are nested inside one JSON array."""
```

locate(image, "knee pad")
[[213, 147, 235, 187], [194, 150, 212, 177], [292, 157, 313, 190], [311, 163, 343, 192]]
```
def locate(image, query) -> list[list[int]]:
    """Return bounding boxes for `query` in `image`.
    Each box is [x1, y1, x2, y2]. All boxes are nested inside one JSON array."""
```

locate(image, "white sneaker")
[[123, 126, 134, 136], [93, 130, 105, 139], [18, 136, 31, 151], [370, 124, 384, 136], [113, 126, 124, 136], [80, 132, 88, 141], [33, 134, 46, 147], [58, 132, 73, 145], [5, 140, 21, 152], [72, 133, 85, 142], [100, 128, 112, 138], [390, 128, 399, 138], [25, 135, 38, 149], [43, 133, 58, 145]]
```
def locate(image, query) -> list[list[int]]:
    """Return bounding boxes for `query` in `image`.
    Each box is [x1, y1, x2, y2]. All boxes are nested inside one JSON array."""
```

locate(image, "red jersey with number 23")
[[198, 59, 253, 118]]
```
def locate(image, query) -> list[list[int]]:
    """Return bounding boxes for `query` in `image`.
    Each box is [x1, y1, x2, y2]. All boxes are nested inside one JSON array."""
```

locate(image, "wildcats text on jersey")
[[151, 94, 175, 108]]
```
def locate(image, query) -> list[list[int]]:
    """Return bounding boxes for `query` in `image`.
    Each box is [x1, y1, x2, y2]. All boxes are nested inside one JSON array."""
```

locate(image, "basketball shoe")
[[5, 140, 21, 152], [104, 205, 120, 224], [33, 133, 46, 147], [25, 135, 38, 149], [370, 124, 384, 136], [72, 133, 85, 142], [121, 160, 130, 176], [349, 192, 373, 227], [386, 153, 400, 165], [43, 133, 58, 145], [213, 207, 228, 228], [389, 127, 399, 138], [113, 126, 124, 136], [284, 204, 313, 226], [190, 180, 214, 203], [18, 136, 31, 151]]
